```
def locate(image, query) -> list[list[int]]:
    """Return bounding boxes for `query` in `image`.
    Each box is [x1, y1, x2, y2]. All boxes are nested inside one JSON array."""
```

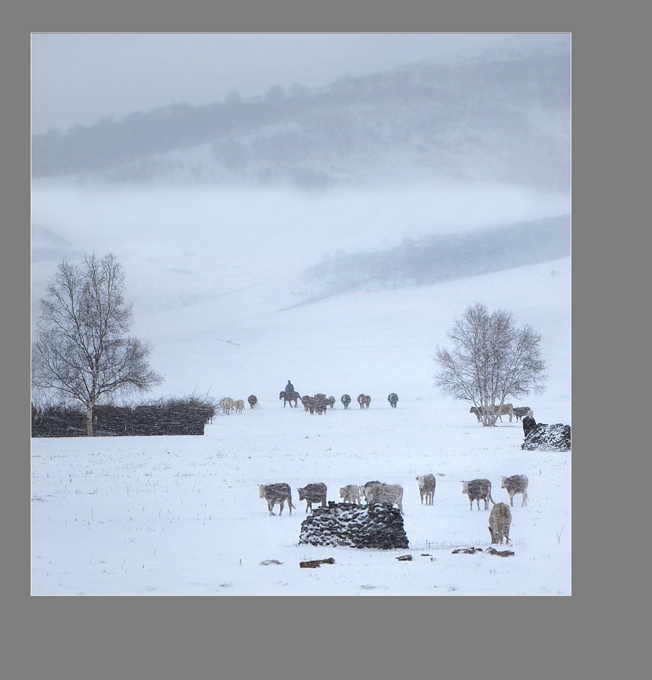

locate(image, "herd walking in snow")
[[229, 382, 535, 545], [259, 471, 527, 547]]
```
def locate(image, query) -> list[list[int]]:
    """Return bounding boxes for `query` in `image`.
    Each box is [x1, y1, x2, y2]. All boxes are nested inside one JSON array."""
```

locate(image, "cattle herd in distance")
[[219, 390, 399, 415]]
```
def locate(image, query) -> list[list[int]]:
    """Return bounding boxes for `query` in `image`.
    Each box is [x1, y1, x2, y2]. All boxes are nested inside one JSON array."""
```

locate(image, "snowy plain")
[[31, 182, 571, 596]]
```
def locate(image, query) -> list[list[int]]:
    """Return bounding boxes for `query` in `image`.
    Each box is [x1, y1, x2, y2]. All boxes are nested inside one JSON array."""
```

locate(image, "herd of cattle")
[[222, 389, 535, 546], [258, 473, 529, 545], [218, 394, 532, 427], [218, 392, 398, 414], [469, 404, 532, 422]]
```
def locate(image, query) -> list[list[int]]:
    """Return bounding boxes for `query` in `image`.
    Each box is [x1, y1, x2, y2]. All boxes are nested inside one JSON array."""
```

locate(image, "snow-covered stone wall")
[[522, 422, 571, 451], [298, 502, 409, 549]]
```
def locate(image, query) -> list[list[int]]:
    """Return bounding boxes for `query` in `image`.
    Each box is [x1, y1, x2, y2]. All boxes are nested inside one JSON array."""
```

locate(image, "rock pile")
[[522, 422, 571, 451], [298, 502, 409, 549]]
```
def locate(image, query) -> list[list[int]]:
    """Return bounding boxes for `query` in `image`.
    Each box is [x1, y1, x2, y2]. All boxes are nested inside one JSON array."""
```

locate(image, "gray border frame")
[[7, 1, 647, 678]]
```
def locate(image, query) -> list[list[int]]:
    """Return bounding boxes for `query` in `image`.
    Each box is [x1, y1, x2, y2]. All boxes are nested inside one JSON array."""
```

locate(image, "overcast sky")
[[31, 33, 543, 135]]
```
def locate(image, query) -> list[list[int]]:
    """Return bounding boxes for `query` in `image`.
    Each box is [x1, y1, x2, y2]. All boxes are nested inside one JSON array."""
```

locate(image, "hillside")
[[32, 36, 569, 192]]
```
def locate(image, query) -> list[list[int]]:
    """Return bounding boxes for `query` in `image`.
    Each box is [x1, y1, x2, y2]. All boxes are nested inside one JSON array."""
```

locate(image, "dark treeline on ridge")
[[298, 215, 569, 304], [32, 41, 569, 191]]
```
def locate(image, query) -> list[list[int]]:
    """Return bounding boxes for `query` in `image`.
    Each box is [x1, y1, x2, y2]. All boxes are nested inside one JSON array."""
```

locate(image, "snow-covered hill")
[[32, 35, 569, 193]]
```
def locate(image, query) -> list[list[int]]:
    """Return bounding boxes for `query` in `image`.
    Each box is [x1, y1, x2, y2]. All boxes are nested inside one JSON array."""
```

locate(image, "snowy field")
[[31, 190, 570, 595], [31, 399, 570, 596]]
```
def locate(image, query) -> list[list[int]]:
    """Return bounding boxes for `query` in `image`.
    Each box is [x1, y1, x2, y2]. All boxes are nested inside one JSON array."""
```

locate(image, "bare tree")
[[434, 303, 548, 426], [32, 253, 164, 436]]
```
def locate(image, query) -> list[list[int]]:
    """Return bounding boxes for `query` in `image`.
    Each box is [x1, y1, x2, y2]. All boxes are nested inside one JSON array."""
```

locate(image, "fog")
[[31, 180, 568, 315], [32, 33, 570, 328], [32, 33, 524, 135]]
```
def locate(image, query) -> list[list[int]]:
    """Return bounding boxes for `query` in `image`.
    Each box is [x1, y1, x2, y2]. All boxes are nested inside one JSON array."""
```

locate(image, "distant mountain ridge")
[[292, 214, 570, 306], [32, 36, 570, 192]]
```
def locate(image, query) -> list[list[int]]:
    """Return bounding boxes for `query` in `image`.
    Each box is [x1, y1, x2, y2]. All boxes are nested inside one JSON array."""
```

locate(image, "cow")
[[416, 474, 436, 505], [339, 484, 362, 505], [258, 483, 295, 516], [522, 411, 537, 435], [364, 483, 404, 513], [313, 394, 328, 415], [357, 394, 371, 408], [488, 502, 512, 544], [501, 474, 529, 507], [512, 406, 532, 421], [326, 396, 336, 408], [297, 483, 328, 512], [461, 478, 494, 510], [247, 395, 258, 409], [388, 393, 399, 408], [470, 403, 515, 422], [301, 395, 316, 413], [358, 480, 383, 499], [279, 390, 299, 408], [234, 399, 245, 413], [341, 394, 352, 409], [219, 397, 235, 414]]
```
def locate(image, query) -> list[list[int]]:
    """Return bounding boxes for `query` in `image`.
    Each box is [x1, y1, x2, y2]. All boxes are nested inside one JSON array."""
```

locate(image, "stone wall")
[[299, 502, 409, 549]]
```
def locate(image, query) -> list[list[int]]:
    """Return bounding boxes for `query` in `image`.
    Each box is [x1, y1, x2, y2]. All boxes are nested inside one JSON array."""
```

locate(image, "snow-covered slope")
[[31, 178, 570, 595]]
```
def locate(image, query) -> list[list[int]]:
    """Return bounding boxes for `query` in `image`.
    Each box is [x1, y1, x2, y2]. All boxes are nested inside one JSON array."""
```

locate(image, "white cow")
[[416, 474, 436, 505], [219, 397, 235, 414], [364, 483, 404, 513], [339, 484, 362, 505], [234, 399, 245, 413], [501, 474, 529, 507]]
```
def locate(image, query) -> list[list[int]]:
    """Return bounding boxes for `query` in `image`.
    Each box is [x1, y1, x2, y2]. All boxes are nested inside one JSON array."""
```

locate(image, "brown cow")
[[488, 502, 512, 544]]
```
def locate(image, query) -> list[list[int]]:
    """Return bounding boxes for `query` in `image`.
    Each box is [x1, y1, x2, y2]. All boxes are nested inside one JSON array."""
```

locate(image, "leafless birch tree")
[[32, 253, 163, 435], [434, 303, 548, 426]]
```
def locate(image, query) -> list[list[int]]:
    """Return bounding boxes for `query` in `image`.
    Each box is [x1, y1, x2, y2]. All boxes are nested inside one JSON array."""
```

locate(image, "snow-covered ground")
[[31, 182, 570, 596]]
